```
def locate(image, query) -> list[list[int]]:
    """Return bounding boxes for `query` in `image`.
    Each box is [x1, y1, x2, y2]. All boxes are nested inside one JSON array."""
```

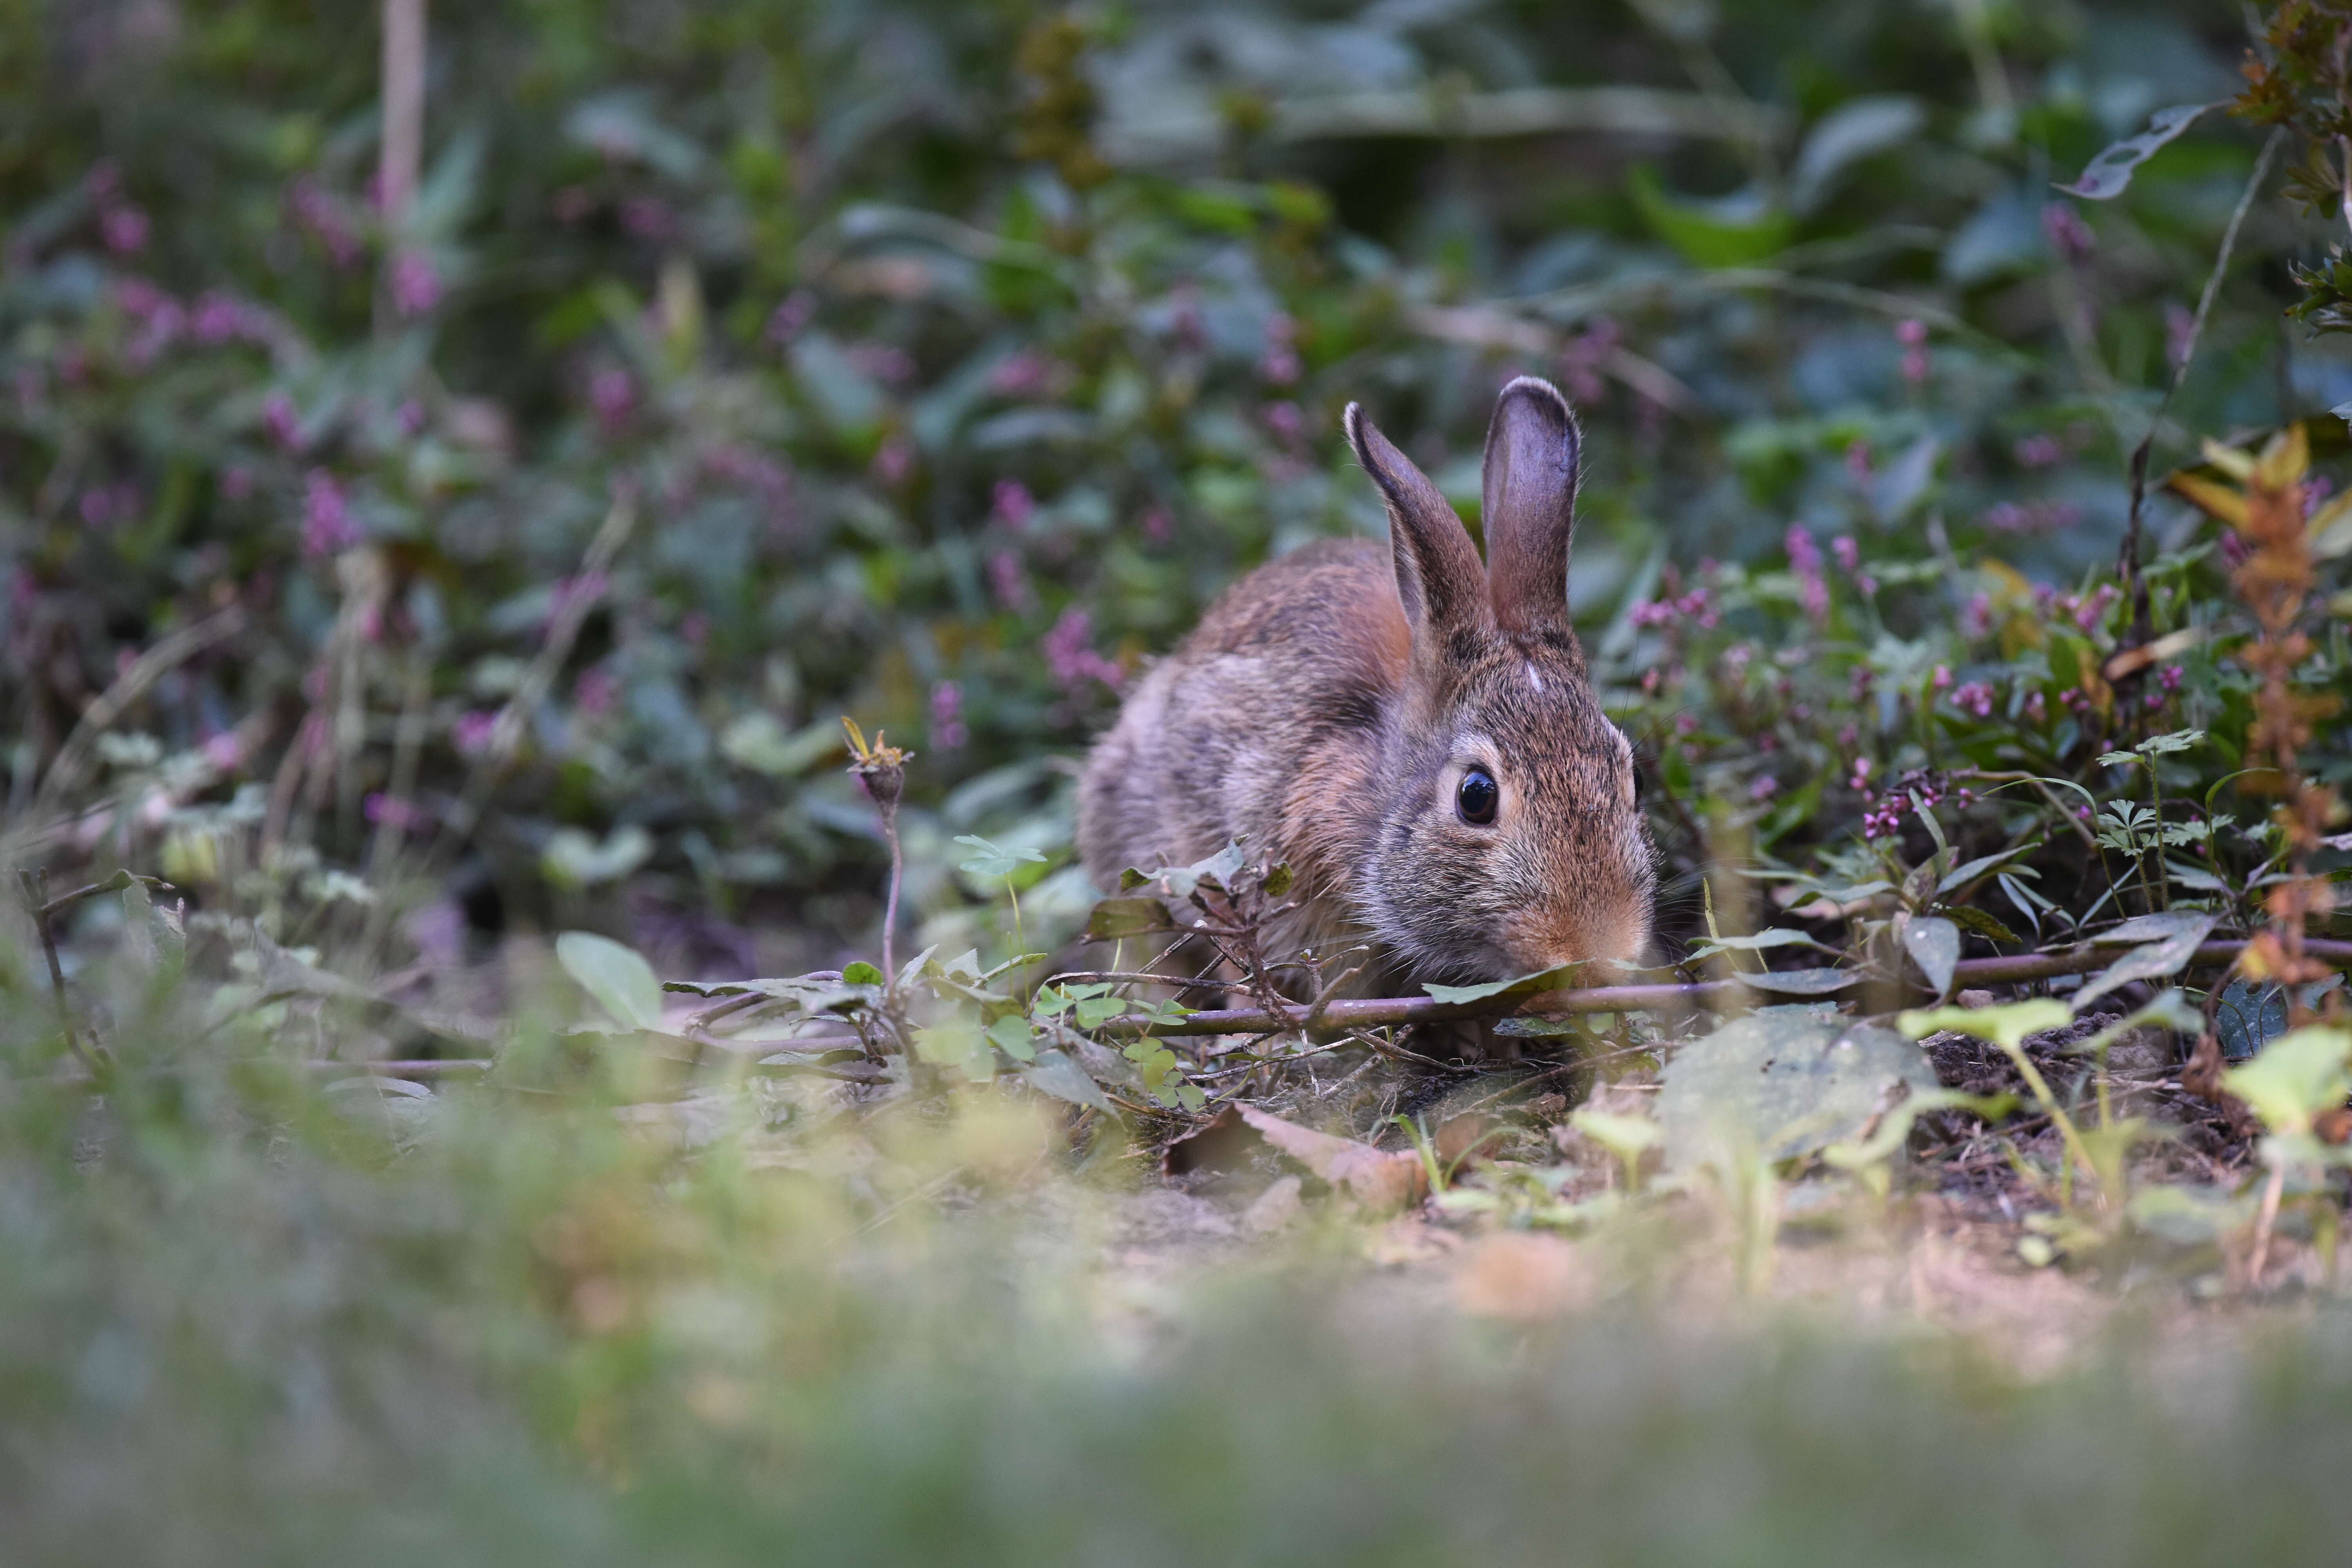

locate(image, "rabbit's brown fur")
[[1078, 377, 1655, 992]]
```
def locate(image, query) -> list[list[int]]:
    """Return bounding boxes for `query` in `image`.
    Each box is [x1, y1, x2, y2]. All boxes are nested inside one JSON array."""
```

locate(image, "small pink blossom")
[[1141, 506, 1174, 546], [2041, 202, 2095, 265], [930, 679, 968, 750], [987, 549, 1034, 611], [1949, 680, 1995, 719], [100, 205, 149, 255], [1844, 439, 1873, 481], [1786, 524, 1829, 626], [993, 479, 1035, 530], [573, 664, 618, 719], [453, 710, 499, 756], [1895, 318, 1928, 384], [589, 367, 635, 430], [364, 793, 429, 833], [389, 249, 441, 316], [1263, 400, 1304, 445], [1258, 314, 1301, 386], [1749, 775, 1779, 802], [263, 392, 303, 451], [870, 435, 915, 486], [2012, 434, 2063, 468], [302, 469, 360, 556], [1042, 607, 1122, 693], [764, 290, 815, 349], [987, 350, 1056, 398]]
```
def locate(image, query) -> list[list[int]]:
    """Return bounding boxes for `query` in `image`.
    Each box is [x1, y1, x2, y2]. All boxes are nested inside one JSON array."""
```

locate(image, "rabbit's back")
[[1077, 537, 1402, 900]]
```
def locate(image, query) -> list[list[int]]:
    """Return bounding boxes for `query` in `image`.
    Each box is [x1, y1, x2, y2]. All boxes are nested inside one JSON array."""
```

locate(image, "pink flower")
[[1844, 439, 1873, 481], [263, 392, 303, 451], [2042, 202, 2095, 265], [1263, 400, 1304, 445], [364, 793, 428, 833], [619, 196, 677, 240], [1042, 607, 1122, 694], [589, 367, 634, 430], [302, 469, 360, 556], [987, 350, 1056, 398], [1930, 664, 1953, 693], [101, 205, 149, 255], [870, 435, 915, 486], [389, 249, 441, 316], [1749, 775, 1779, 802], [764, 290, 815, 349], [2012, 434, 2063, 468], [1949, 680, 1995, 719], [1141, 506, 1174, 546], [987, 549, 1034, 612], [992, 479, 1035, 530], [573, 664, 618, 719], [285, 174, 363, 269], [1895, 318, 1928, 384], [218, 465, 254, 501], [1786, 524, 1829, 626], [453, 710, 499, 756], [1258, 314, 1301, 385], [930, 680, 968, 750]]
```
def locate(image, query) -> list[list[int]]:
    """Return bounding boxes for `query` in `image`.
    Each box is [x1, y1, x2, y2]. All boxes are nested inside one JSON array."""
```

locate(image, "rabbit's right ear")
[[1345, 403, 1490, 642]]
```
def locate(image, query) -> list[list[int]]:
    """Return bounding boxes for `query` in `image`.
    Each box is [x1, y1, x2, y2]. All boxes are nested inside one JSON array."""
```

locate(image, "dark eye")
[[1456, 765, 1499, 826]]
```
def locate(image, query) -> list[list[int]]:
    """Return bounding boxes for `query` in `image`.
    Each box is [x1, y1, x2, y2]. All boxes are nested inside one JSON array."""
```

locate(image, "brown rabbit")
[[1077, 376, 1655, 995]]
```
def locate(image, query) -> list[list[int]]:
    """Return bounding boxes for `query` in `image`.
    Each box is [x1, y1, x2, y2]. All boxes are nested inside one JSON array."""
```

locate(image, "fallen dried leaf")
[[1236, 1104, 1427, 1209]]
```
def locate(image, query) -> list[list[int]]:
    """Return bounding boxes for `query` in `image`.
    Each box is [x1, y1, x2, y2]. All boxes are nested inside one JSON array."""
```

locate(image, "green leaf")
[[1683, 927, 1842, 964], [954, 833, 1046, 878], [1423, 964, 1581, 1005], [555, 931, 666, 1031], [1735, 968, 1860, 996], [1901, 916, 1960, 998], [1083, 896, 1175, 941], [1937, 843, 2040, 895], [2135, 728, 2205, 757], [1899, 999, 2071, 1051], [1023, 1047, 1114, 1112], [985, 1013, 1037, 1062], [841, 961, 884, 986], [1656, 1012, 1939, 1169], [1261, 862, 1295, 898], [1629, 166, 1794, 267], [1073, 995, 1127, 1029], [2223, 1026, 2352, 1139], [2076, 912, 2215, 1010], [2055, 101, 2226, 200], [1942, 904, 2024, 945]]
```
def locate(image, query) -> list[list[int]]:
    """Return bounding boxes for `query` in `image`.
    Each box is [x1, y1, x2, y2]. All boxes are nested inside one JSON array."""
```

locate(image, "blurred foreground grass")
[[7, 965, 2351, 1567]]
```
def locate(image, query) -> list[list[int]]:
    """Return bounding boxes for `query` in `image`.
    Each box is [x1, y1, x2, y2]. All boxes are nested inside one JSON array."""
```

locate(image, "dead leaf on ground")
[[1236, 1104, 1428, 1209], [1454, 1232, 1593, 1320]]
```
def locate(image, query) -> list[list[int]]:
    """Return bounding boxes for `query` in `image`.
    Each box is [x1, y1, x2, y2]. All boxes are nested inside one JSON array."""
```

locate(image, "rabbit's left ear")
[[1480, 377, 1580, 637]]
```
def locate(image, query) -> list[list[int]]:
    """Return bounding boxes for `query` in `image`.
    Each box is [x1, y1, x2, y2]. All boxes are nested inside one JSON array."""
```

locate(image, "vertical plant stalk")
[[842, 719, 912, 985], [2117, 130, 2285, 648], [19, 869, 100, 1080], [379, 0, 426, 225], [2226, 432, 2337, 1015], [429, 484, 637, 866]]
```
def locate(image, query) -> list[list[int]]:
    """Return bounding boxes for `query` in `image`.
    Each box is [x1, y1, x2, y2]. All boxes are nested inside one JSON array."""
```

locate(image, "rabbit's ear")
[[1345, 402, 1490, 641], [1480, 376, 1581, 636]]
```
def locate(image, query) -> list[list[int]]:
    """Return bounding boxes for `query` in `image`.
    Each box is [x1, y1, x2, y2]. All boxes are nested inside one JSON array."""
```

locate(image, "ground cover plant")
[[11, 0, 2352, 1559]]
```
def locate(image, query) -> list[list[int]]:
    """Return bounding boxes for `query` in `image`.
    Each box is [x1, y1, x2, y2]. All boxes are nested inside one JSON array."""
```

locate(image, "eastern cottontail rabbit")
[[1078, 376, 1655, 995]]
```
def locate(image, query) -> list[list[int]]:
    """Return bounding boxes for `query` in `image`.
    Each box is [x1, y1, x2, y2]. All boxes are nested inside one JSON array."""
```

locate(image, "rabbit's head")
[[1345, 377, 1655, 981]]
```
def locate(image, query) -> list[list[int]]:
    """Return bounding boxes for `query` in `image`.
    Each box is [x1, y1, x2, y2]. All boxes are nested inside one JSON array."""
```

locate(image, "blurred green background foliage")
[[8, 0, 2344, 975]]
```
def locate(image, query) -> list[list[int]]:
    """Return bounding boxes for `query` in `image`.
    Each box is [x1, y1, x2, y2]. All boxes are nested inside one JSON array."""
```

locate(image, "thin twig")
[[2117, 127, 2287, 640], [1100, 939, 2352, 1037], [19, 869, 102, 1080]]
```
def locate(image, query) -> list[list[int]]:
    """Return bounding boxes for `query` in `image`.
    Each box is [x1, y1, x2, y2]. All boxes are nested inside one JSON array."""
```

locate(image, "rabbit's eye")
[[1456, 766, 1499, 826]]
